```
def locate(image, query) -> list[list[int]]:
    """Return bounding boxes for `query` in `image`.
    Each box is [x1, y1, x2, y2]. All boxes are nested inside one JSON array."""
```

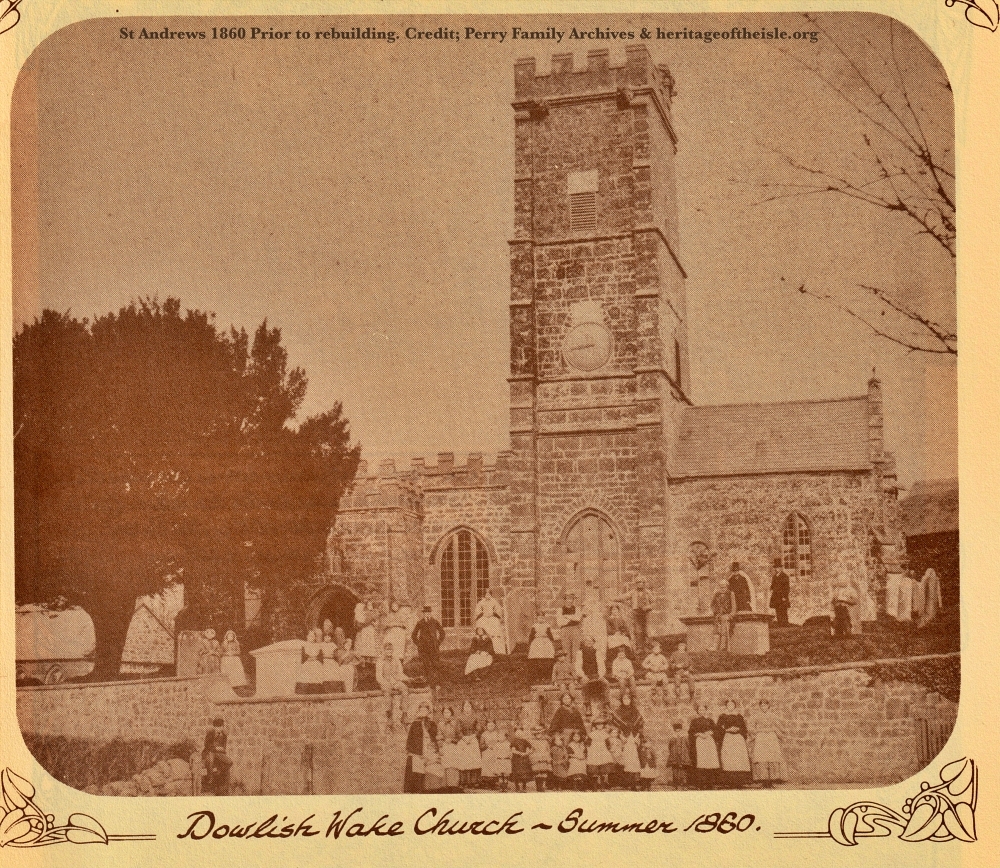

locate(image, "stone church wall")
[[668, 470, 879, 630]]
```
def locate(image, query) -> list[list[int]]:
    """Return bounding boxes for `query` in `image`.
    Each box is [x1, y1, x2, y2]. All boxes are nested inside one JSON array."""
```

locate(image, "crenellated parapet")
[[513, 46, 676, 128]]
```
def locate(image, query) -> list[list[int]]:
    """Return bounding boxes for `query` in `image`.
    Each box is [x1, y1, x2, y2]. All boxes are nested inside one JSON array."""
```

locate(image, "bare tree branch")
[[792, 281, 956, 355]]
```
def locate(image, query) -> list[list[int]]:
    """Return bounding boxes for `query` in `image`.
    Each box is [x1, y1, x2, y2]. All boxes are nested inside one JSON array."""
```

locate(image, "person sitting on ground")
[[642, 641, 670, 702], [668, 641, 693, 698], [610, 647, 637, 694], [375, 642, 410, 725], [605, 605, 634, 671], [551, 650, 576, 693], [464, 626, 494, 679]]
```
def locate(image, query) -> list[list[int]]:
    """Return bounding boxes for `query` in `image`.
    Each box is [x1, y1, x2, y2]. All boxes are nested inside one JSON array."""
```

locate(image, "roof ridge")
[[685, 394, 868, 413]]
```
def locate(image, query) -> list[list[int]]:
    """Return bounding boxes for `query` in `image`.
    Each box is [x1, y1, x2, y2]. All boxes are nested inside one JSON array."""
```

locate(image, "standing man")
[[403, 701, 438, 793], [728, 562, 753, 613], [769, 559, 791, 627], [628, 579, 653, 654], [581, 579, 607, 678], [711, 580, 733, 652], [411, 605, 445, 695], [376, 642, 410, 726], [557, 593, 583, 670]]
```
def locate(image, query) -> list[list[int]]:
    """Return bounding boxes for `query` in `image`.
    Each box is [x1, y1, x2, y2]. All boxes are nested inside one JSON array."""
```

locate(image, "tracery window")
[[440, 529, 490, 627], [782, 513, 812, 579]]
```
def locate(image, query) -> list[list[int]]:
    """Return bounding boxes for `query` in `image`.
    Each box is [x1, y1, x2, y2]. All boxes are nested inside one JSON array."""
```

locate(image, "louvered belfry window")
[[568, 170, 599, 233]]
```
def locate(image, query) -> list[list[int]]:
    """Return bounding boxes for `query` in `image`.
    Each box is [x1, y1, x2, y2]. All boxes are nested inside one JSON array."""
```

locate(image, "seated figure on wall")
[[202, 717, 232, 796]]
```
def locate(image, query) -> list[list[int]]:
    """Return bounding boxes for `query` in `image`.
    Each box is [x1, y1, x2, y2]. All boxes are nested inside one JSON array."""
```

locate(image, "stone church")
[[308, 47, 903, 649]]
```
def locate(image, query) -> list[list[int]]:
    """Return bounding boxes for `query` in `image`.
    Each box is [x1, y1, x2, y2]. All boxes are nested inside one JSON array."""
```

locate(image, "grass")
[[427, 609, 961, 705], [21, 734, 195, 792]]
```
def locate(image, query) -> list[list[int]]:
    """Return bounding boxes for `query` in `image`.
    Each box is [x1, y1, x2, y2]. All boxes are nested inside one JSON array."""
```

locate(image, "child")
[[567, 731, 588, 791], [495, 726, 513, 791], [586, 719, 615, 790], [529, 727, 552, 792], [638, 736, 659, 790], [669, 642, 693, 700], [610, 648, 637, 695], [621, 732, 641, 790], [551, 733, 569, 790], [441, 724, 461, 791], [551, 651, 576, 692], [607, 724, 624, 789], [642, 641, 670, 701], [423, 737, 445, 792], [480, 719, 501, 789], [510, 728, 534, 793], [457, 728, 482, 789], [667, 720, 692, 788]]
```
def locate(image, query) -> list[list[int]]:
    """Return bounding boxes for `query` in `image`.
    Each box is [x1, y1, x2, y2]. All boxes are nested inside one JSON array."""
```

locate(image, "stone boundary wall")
[[18, 658, 957, 793], [17, 676, 432, 795]]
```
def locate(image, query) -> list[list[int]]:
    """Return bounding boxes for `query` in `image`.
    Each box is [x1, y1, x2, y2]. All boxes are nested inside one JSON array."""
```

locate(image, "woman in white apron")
[[474, 589, 507, 655], [219, 630, 247, 689]]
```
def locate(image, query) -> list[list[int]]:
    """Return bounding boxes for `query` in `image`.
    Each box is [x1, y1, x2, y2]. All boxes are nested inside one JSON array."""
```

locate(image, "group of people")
[[295, 624, 362, 694], [884, 567, 944, 627], [403, 693, 659, 793], [196, 628, 247, 689], [403, 691, 788, 793], [677, 699, 787, 789], [295, 603, 447, 719]]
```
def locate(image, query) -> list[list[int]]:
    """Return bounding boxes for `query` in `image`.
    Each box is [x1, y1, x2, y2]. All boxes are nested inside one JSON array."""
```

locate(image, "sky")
[[11, 11, 957, 492]]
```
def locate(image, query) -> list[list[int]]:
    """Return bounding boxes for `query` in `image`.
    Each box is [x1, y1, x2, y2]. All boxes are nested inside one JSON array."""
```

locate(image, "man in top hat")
[[769, 558, 791, 626], [411, 605, 445, 693], [728, 562, 753, 613]]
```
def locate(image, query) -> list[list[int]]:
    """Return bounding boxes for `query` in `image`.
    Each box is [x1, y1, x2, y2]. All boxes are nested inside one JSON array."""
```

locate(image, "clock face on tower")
[[562, 321, 613, 372]]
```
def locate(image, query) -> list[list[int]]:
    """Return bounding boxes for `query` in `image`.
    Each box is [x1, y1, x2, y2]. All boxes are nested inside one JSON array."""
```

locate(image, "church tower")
[[507, 46, 690, 632]]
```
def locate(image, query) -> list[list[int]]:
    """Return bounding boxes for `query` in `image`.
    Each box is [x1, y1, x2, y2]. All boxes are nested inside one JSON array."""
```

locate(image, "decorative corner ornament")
[[946, 0, 999, 31], [0, 768, 155, 848], [776, 757, 977, 845]]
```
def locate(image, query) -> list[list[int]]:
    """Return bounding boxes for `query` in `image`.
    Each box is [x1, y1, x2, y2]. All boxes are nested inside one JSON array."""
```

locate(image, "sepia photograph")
[[10, 11, 959, 803]]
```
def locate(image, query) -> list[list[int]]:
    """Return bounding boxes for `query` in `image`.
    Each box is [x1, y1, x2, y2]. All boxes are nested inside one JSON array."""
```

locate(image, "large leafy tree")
[[14, 299, 359, 678]]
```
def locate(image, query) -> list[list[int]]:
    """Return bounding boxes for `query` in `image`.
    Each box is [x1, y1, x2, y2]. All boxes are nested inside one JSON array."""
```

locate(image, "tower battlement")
[[513, 46, 675, 111]]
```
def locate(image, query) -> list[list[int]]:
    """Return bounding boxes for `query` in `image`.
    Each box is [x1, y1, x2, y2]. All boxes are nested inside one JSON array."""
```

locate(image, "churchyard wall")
[[18, 657, 956, 793]]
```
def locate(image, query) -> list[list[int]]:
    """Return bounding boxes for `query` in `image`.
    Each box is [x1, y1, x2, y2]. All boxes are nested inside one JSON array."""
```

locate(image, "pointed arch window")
[[782, 513, 812, 579], [440, 529, 491, 628]]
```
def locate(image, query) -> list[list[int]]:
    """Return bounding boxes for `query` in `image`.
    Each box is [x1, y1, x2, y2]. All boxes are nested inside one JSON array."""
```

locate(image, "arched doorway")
[[563, 511, 620, 606], [306, 584, 358, 639]]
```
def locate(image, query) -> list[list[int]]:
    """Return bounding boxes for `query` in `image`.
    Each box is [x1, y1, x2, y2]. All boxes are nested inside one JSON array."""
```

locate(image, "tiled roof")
[[674, 396, 872, 478], [900, 478, 959, 537]]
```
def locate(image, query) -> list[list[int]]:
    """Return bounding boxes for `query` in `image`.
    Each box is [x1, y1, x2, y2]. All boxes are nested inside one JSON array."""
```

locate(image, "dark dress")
[[548, 705, 586, 736], [611, 703, 644, 738], [716, 713, 752, 788], [510, 737, 533, 784], [688, 715, 721, 789], [404, 718, 439, 793]]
